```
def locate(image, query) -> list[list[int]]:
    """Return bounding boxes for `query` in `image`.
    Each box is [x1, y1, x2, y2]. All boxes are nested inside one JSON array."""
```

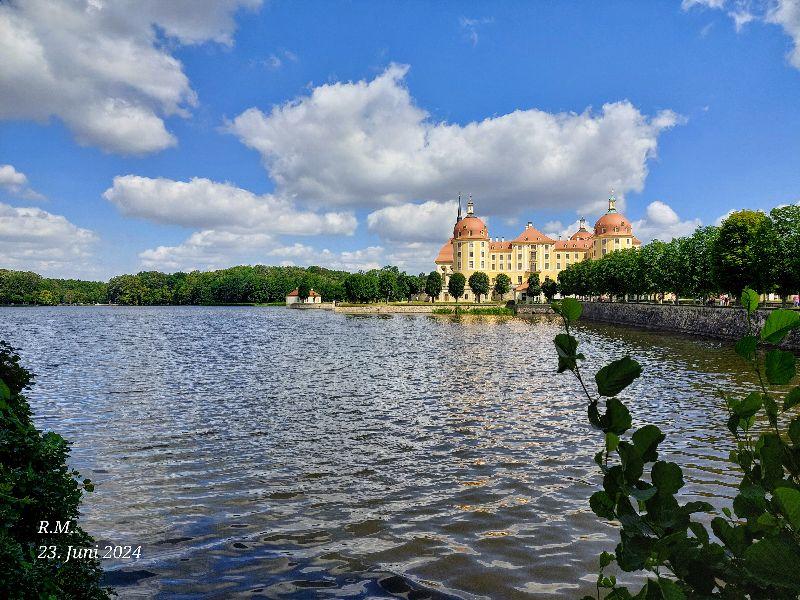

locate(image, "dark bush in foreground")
[[0, 342, 111, 599]]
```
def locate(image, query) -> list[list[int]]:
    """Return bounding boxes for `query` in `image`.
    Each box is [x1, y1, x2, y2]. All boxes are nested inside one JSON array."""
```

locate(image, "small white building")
[[285, 288, 322, 305]]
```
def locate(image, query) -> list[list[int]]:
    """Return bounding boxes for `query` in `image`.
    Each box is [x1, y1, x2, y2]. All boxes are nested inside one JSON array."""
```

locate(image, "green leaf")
[[711, 517, 747, 556], [554, 333, 579, 373], [631, 425, 664, 463], [590, 490, 616, 519], [789, 417, 800, 446], [0, 379, 9, 401], [732, 392, 762, 419], [744, 537, 800, 589], [595, 356, 642, 397], [652, 461, 684, 496], [783, 386, 800, 411], [603, 398, 632, 435], [657, 578, 687, 600], [757, 433, 785, 489], [688, 522, 709, 546], [774, 487, 800, 529], [599, 551, 615, 568], [605, 431, 619, 452], [735, 335, 757, 361], [741, 288, 759, 314], [765, 349, 796, 385], [760, 309, 800, 344], [560, 297, 582, 322], [617, 441, 644, 483]]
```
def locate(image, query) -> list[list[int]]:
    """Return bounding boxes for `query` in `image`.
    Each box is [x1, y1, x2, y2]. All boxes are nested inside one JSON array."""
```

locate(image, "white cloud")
[[682, 0, 726, 9], [684, 0, 800, 70], [633, 200, 702, 242], [139, 234, 391, 273], [267, 244, 387, 271], [0, 0, 260, 155], [460, 16, 494, 46], [227, 64, 681, 216], [139, 229, 276, 271], [103, 175, 357, 235], [0, 164, 45, 200], [0, 202, 97, 276], [367, 201, 457, 242], [768, 0, 800, 68]]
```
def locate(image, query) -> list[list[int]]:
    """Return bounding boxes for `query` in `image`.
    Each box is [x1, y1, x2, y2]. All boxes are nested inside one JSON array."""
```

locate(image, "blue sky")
[[1, 0, 799, 279]]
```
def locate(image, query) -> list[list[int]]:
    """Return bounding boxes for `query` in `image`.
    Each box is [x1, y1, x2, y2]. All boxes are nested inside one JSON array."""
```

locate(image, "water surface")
[[0, 306, 752, 599]]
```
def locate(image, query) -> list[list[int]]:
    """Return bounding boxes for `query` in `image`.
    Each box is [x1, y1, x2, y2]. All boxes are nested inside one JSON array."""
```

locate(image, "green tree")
[[768, 205, 800, 304], [680, 226, 720, 302], [712, 210, 771, 295], [527, 272, 542, 301], [493, 273, 511, 299], [541, 276, 558, 302], [468, 271, 490, 303], [377, 266, 399, 302], [297, 282, 310, 302], [425, 271, 443, 302], [448, 272, 466, 303], [0, 342, 111, 598]]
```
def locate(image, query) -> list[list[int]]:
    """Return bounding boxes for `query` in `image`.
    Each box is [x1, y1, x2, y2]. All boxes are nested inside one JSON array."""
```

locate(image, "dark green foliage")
[[541, 276, 558, 302], [768, 205, 800, 304], [425, 271, 443, 302], [526, 272, 542, 300], [0, 270, 107, 305], [467, 271, 490, 303], [558, 206, 800, 303], [448, 272, 466, 302], [712, 210, 772, 295], [0, 342, 110, 599], [296, 282, 311, 301], [553, 290, 800, 598], [493, 273, 512, 298]]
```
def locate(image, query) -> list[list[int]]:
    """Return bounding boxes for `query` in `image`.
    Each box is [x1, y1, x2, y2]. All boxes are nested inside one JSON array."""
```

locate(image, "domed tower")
[[570, 216, 593, 242], [452, 196, 489, 274], [591, 191, 636, 258]]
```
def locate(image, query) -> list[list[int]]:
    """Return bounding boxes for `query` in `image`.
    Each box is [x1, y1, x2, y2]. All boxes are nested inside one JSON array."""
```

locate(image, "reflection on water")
[[0, 306, 752, 599]]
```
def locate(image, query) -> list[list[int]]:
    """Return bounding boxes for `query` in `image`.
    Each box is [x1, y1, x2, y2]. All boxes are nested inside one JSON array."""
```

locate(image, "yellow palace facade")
[[433, 195, 640, 301]]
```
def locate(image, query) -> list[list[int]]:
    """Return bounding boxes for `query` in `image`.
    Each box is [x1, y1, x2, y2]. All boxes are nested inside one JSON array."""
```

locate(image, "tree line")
[[556, 205, 800, 303], [0, 265, 438, 306]]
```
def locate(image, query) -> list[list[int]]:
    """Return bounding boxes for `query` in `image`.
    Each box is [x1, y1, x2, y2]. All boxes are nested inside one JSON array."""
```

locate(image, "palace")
[[433, 194, 641, 301]]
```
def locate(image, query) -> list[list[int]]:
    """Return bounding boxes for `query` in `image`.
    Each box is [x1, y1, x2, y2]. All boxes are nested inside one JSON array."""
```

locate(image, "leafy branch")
[[552, 292, 800, 599]]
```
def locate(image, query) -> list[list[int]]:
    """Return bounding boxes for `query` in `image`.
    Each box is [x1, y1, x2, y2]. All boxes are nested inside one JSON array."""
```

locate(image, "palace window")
[[481, 251, 485, 257], [481, 261, 485, 269], [516, 264, 521, 271], [545, 263, 550, 270], [499, 263, 503, 270], [469, 261, 474, 268], [615, 239, 620, 245], [464, 293, 469, 299], [557, 263, 561, 270], [518, 276, 522, 283], [544, 253, 549, 259], [469, 251, 474, 257]]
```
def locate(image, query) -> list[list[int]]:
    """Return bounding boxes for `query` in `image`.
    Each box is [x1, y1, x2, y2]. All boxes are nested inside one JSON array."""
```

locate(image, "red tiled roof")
[[287, 288, 321, 297], [513, 224, 555, 244], [435, 238, 454, 263], [489, 241, 513, 252], [554, 239, 592, 251]]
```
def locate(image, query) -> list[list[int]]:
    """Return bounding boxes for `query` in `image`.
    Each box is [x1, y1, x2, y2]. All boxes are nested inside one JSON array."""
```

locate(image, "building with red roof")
[[432, 192, 639, 302]]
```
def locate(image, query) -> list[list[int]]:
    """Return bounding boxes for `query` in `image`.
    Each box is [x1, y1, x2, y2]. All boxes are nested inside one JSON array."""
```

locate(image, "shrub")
[[0, 342, 111, 599], [552, 292, 800, 598]]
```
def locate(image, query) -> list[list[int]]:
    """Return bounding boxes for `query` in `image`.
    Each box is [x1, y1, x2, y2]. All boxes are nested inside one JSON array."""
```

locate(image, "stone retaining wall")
[[516, 305, 556, 315], [334, 304, 436, 314], [579, 302, 800, 349]]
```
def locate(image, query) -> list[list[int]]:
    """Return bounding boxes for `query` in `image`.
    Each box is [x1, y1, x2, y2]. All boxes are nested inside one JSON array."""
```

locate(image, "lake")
[[0, 306, 752, 599]]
